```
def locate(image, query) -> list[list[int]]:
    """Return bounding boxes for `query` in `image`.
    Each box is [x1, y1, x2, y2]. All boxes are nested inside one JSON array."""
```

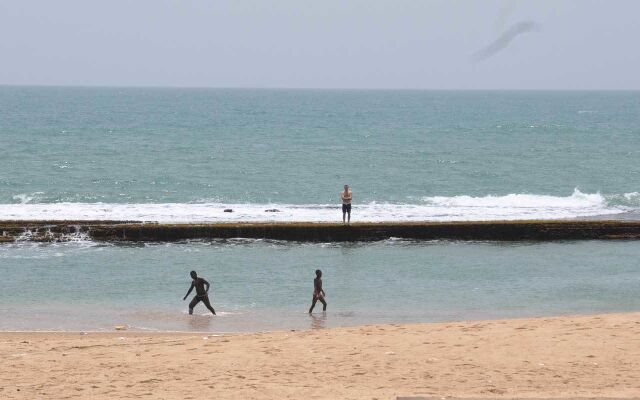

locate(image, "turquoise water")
[[1, 87, 640, 331], [1, 239, 639, 332], [1, 88, 640, 222]]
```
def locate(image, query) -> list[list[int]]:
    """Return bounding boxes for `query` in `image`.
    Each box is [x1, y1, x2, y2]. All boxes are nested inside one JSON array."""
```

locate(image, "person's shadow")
[[309, 312, 327, 330]]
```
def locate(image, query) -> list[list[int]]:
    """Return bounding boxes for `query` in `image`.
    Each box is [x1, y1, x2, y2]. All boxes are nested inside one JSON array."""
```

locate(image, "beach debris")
[[385, 351, 396, 355], [118, 337, 127, 340], [223, 209, 233, 213], [114, 325, 128, 331], [264, 209, 281, 213], [202, 336, 209, 340]]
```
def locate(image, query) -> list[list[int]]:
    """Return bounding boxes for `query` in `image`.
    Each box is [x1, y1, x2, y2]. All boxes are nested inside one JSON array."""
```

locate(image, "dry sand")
[[2, 312, 640, 399]]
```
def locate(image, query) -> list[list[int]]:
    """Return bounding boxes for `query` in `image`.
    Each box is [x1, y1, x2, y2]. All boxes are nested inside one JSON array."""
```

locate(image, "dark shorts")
[[342, 203, 351, 213], [189, 294, 212, 309]]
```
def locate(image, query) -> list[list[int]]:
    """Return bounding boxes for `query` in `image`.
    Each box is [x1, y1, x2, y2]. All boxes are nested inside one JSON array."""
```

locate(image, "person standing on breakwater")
[[183, 271, 216, 315], [308, 269, 327, 313], [341, 184, 352, 224]]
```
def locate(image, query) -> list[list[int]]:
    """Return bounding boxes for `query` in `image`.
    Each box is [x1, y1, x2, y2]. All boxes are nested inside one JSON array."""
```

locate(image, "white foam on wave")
[[12, 192, 44, 204], [425, 189, 602, 208], [13, 225, 93, 243], [0, 189, 633, 223], [420, 189, 627, 221]]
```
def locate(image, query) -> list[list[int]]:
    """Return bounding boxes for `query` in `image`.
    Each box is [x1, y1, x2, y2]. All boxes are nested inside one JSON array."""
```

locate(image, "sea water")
[[1, 87, 639, 331], [1, 87, 640, 221], [1, 239, 639, 332]]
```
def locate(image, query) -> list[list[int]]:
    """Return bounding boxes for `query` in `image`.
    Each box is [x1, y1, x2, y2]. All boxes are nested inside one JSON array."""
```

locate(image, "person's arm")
[[319, 280, 325, 296], [346, 191, 352, 201], [183, 282, 194, 300], [202, 279, 210, 294]]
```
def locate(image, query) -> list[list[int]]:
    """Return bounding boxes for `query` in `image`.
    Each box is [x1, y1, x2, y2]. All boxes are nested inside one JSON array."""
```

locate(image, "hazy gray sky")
[[1, 0, 639, 89]]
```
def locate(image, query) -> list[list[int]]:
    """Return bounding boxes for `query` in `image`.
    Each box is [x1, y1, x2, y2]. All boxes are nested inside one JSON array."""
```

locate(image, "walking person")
[[341, 184, 352, 224], [308, 269, 327, 313], [183, 270, 216, 315]]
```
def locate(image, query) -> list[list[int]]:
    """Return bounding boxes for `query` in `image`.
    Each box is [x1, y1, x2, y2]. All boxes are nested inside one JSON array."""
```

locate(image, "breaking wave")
[[1, 189, 637, 223]]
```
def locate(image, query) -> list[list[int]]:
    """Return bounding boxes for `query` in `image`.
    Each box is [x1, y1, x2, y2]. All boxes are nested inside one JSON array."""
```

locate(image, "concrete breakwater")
[[2, 220, 640, 242]]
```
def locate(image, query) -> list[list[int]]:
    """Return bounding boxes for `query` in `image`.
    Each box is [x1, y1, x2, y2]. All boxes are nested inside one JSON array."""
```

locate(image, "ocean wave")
[[424, 188, 605, 208], [0, 189, 635, 222], [12, 192, 45, 204], [607, 192, 640, 207]]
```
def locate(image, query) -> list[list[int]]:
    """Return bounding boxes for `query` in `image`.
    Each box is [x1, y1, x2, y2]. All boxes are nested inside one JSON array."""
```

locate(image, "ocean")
[[1, 87, 639, 331]]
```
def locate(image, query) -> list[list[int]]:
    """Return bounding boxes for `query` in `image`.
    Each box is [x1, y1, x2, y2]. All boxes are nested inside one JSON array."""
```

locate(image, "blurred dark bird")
[[472, 20, 540, 61]]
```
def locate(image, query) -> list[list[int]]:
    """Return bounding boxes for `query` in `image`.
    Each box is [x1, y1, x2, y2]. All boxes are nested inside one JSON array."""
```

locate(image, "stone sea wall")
[[2, 220, 640, 242]]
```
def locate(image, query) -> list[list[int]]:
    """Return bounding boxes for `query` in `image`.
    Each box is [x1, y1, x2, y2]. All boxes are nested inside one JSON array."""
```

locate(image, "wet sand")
[[2, 312, 640, 399]]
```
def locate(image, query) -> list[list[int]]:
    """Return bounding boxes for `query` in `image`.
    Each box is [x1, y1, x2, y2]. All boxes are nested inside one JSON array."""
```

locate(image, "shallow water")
[[1, 239, 639, 332]]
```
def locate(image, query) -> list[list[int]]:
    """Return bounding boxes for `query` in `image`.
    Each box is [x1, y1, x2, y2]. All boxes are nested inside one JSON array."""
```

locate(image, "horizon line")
[[1, 83, 639, 92]]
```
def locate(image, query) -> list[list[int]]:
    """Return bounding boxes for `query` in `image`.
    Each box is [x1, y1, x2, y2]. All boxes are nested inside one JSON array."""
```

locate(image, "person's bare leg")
[[342, 211, 346, 223], [202, 296, 216, 315], [347, 211, 351, 224], [188, 296, 200, 315], [319, 297, 327, 311], [309, 298, 318, 313]]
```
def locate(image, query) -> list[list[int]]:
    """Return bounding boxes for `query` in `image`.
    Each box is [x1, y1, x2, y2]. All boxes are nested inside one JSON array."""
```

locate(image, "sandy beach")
[[2, 312, 639, 399]]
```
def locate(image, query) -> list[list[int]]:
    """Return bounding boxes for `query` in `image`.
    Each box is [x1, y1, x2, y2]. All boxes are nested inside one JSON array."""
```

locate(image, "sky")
[[0, 0, 639, 89]]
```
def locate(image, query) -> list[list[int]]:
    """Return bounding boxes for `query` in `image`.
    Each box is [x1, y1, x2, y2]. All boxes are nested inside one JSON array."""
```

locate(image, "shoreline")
[[0, 311, 626, 335], [4, 219, 640, 242], [0, 310, 633, 335], [3, 312, 639, 399]]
